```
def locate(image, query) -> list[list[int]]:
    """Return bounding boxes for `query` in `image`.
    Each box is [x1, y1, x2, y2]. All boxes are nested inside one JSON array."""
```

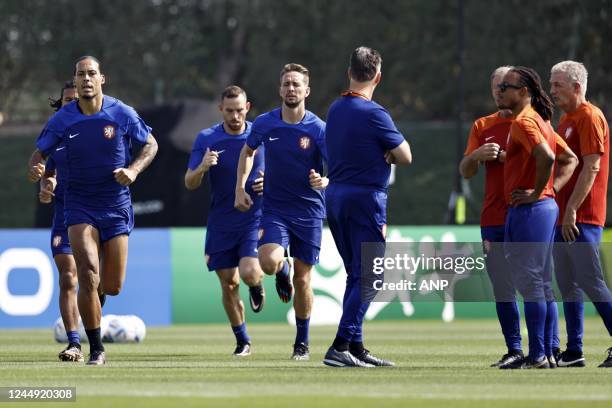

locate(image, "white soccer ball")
[[53, 315, 112, 343], [128, 315, 146, 342], [53, 317, 89, 343], [53, 317, 68, 343], [103, 315, 146, 343]]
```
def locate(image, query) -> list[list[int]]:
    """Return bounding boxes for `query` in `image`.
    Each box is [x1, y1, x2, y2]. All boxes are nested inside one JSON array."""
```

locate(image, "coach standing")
[[323, 46, 412, 368], [549, 61, 612, 368]]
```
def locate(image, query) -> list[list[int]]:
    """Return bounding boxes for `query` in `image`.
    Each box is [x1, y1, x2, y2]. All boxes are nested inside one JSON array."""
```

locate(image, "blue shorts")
[[258, 211, 322, 266], [50, 226, 72, 257], [51, 202, 72, 257], [205, 227, 259, 271], [65, 206, 134, 243]]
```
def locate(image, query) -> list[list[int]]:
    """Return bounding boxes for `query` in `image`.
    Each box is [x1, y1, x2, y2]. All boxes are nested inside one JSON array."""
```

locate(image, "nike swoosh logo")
[[56, 146, 66, 151], [485, 136, 495, 141], [216, 150, 225, 154], [68, 133, 79, 139], [269, 137, 279, 141]]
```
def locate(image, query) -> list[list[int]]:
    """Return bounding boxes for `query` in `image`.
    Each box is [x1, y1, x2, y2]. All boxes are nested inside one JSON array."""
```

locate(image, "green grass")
[[0, 319, 610, 407]]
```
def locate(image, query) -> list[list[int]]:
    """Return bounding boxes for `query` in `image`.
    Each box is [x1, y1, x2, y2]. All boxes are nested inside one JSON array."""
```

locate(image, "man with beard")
[[28, 56, 158, 365], [235, 64, 327, 361], [185, 85, 266, 356]]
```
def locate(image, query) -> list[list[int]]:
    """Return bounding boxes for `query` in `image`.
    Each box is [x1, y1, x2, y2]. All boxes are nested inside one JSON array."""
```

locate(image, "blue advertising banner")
[[0, 229, 171, 328]]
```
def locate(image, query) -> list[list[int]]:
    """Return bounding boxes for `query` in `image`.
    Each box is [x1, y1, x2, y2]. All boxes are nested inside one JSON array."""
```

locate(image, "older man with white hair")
[[550, 60, 612, 368]]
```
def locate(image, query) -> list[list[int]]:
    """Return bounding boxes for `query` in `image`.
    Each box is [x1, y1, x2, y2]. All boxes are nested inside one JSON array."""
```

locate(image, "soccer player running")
[[323, 46, 412, 367], [496, 66, 562, 369], [235, 63, 327, 360], [549, 61, 612, 368], [39, 80, 83, 362], [28, 56, 158, 365], [185, 85, 265, 356]]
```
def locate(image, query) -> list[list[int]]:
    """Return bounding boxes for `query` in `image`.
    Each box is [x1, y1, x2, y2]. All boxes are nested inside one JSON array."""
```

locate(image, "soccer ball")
[[103, 315, 146, 343], [53, 317, 68, 343], [52, 314, 114, 343], [53, 317, 89, 343]]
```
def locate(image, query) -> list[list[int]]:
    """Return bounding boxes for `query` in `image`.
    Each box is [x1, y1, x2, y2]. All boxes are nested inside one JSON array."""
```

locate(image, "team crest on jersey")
[[103, 125, 116, 139], [52, 235, 62, 248], [565, 127, 573, 140], [299, 136, 311, 150]]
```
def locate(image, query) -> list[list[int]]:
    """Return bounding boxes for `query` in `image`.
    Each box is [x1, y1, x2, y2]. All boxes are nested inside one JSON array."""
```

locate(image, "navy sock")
[[332, 335, 349, 352], [66, 330, 80, 345], [232, 323, 250, 344], [593, 301, 612, 336], [277, 260, 289, 279], [563, 301, 584, 352], [524, 301, 546, 360], [545, 301, 559, 356], [349, 341, 365, 355], [495, 301, 522, 353], [85, 328, 104, 354], [295, 317, 310, 345]]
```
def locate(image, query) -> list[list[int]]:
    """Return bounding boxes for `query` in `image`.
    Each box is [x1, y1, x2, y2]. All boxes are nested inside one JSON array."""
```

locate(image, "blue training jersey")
[[326, 95, 405, 191], [36, 96, 151, 210], [246, 108, 327, 220], [188, 122, 264, 232]]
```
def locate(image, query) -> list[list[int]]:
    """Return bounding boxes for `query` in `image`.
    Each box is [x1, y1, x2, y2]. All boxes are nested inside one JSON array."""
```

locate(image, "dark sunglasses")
[[497, 82, 524, 92]]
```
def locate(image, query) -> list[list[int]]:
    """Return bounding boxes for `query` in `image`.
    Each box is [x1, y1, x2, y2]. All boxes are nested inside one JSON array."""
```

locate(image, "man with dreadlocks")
[[496, 66, 562, 369]]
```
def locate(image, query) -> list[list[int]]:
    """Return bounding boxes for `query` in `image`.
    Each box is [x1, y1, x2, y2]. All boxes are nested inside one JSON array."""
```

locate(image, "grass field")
[[0, 318, 610, 408]]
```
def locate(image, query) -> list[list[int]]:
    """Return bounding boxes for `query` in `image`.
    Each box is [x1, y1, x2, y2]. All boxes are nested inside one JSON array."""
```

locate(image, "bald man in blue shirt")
[[28, 56, 158, 365]]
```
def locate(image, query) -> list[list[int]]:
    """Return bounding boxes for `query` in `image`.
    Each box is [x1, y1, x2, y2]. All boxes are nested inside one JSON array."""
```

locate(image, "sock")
[[563, 301, 584, 352], [349, 341, 365, 356], [85, 328, 104, 354], [332, 335, 349, 352], [277, 260, 289, 279], [496, 301, 522, 353], [232, 323, 250, 344], [544, 301, 559, 356], [593, 301, 612, 336], [66, 330, 80, 346], [295, 317, 310, 345], [524, 301, 546, 360]]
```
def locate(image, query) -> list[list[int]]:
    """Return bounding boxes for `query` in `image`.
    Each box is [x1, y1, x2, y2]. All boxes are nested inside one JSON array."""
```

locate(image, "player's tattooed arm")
[[114, 134, 159, 186]]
